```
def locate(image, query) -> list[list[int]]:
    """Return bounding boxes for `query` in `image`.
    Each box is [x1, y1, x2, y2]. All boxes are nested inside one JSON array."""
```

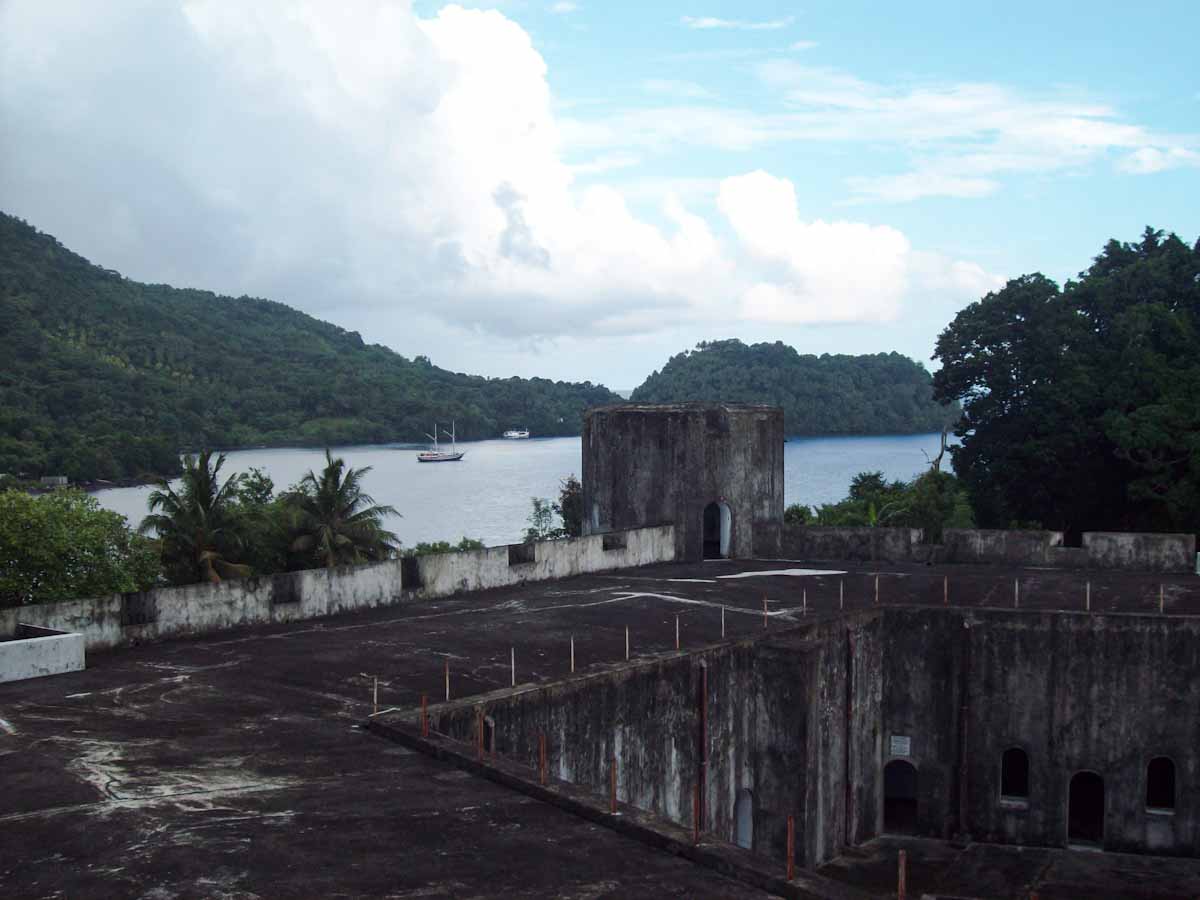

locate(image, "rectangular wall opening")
[[602, 532, 628, 552], [508, 543, 536, 566]]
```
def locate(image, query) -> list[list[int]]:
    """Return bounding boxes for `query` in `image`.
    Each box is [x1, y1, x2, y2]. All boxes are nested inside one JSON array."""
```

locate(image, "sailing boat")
[[417, 421, 465, 463]]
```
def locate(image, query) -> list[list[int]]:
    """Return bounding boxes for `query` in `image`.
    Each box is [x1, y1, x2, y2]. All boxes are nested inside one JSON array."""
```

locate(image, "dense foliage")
[[0, 489, 158, 607], [288, 451, 399, 568], [140, 451, 252, 585], [524, 475, 583, 541], [630, 340, 956, 435], [403, 537, 486, 558], [933, 228, 1200, 538], [786, 469, 975, 543], [141, 450, 402, 585], [0, 212, 620, 482]]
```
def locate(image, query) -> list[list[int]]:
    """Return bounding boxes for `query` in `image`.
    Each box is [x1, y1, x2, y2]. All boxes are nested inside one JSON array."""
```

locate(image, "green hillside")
[[0, 213, 619, 481], [631, 339, 955, 435]]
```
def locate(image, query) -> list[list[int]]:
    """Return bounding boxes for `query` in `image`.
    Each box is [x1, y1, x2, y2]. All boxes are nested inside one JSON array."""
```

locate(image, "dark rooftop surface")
[[2, 557, 1198, 898]]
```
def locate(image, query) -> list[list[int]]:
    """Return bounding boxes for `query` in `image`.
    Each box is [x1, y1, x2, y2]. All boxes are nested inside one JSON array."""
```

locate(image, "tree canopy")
[[0, 489, 158, 607], [933, 227, 1200, 538], [0, 212, 620, 483], [631, 339, 956, 435]]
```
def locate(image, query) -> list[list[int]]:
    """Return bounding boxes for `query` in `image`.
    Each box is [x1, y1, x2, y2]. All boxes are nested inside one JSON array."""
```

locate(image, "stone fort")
[[3, 402, 1198, 898]]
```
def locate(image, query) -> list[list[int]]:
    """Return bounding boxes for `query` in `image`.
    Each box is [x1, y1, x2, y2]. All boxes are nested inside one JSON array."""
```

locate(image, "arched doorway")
[[734, 788, 754, 849], [1068, 771, 1104, 846], [883, 760, 918, 833], [702, 502, 732, 559]]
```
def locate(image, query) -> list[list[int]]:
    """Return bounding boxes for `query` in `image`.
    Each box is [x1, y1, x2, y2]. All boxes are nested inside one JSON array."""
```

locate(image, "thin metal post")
[[786, 815, 795, 880], [1160, 584, 1165, 614], [1086, 581, 1091, 612], [898, 848, 907, 900], [944, 574, 948, 605], [721, 606, 726, 638], [444, 659, 450, 702], [476, 706, 483, 762], [803, 588, 807, 615], [840, 579, 844, 610], [693, 784, 701, 844], [538, 733, 547, 785], [610, 754, 617, 813], [875, 574, 879, 605], [625, 626, 630, 661], [511, 647, 516, 686], [676, 615, 680, 650], [763, 594, 768, 628], [420, 693, 428, 737], [570, 636, 575, 673], [373, 676, 378, 715], [1015, 578, 1020, 609]]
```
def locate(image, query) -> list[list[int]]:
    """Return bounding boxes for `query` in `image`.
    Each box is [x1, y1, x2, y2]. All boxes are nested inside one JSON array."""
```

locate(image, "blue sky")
[[2, 1, 1197, 387]]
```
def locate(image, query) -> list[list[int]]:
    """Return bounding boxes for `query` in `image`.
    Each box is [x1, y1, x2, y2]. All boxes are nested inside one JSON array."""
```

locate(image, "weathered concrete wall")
[[418, 525, 675, 598], [780, 525, 922, 563], [881, 608, 1200, 855], [582, 403, 785, 562], [0, 625, 85, 683], [0, 526, 675, 652], [942, 529, 1063, 565], [781, 526, 1196, 573], [429, 613, 884, 869], [1082, 532, 1196, 573]]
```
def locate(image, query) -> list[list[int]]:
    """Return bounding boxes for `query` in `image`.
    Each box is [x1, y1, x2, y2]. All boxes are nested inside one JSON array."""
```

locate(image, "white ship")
[[502, 429, 530, 439], [418, 422, 465, 462]]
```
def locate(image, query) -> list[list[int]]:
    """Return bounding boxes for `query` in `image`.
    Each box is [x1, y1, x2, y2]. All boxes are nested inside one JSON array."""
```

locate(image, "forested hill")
[[0, 213, 619, 482], [631, 340, 955, 435]]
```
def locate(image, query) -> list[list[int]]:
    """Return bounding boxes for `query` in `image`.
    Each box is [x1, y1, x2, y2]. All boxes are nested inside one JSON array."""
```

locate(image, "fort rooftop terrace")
[[2, 557, 1200, 899]]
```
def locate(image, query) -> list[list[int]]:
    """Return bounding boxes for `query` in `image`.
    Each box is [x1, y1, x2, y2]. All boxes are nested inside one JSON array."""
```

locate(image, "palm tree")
[[288, 450, 399, 568], [139, 450, 250, 585]]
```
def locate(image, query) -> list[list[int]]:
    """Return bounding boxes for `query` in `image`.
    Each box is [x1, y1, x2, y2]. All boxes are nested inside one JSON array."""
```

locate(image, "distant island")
[[0, 213, 619, 482], [631, 339, 956, 436]]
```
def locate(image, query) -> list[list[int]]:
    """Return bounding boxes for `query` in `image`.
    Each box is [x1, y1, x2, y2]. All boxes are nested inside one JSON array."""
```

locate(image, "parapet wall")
[[780, 526, 923, 563], [0, 525, 675, 653], [781, 524, 1196, 573], [425, 614, 883, 869]]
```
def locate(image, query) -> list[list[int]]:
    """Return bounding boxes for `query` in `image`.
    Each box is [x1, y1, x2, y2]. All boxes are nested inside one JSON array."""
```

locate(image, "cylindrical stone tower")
[[582, 403, 785, 562]]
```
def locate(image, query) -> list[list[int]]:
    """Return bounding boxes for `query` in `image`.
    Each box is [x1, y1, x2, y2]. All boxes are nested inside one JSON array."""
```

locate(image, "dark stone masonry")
[[3, 403, 1199, 898]]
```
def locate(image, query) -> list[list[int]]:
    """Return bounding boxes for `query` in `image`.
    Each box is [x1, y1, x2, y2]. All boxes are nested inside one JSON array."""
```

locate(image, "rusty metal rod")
[[786, 815, 795, 880]]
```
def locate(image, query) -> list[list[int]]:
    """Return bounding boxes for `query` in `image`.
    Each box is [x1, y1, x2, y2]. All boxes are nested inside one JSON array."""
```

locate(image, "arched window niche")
[[1146, 757, 1176, 814], [1000, 746, 1030, 806]]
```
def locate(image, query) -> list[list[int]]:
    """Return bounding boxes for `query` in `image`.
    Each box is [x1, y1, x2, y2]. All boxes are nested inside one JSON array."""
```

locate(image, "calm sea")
[[93, 433, 948, 549]]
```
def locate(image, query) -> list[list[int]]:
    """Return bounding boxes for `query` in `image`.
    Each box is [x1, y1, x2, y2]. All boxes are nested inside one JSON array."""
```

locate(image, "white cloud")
[[642, 78, 715, 100], [789, 40, 818, 50], [0, 0, 994, 360], [549, 1, 577, 13], [755, 62, 1200, 199], [1118, 146, 1200, 174], [718, 171, 911, 323], [681, 15, 793, 31]]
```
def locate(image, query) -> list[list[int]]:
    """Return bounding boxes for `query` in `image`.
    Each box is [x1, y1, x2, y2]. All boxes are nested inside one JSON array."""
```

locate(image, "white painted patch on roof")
[[667, 578, 718, 584], [0, 716, 16, 735], [717, 569, 847, 579]]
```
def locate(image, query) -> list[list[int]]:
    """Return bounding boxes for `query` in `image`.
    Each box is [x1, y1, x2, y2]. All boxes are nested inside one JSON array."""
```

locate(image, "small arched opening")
[[1001, 747, 1030, 801], [1068, 771, 1104, 846], [1146, 757, 1176, 812], [883, 760, 918, 834], [702, 501, 732, 559], [734, 788, 754, 849]]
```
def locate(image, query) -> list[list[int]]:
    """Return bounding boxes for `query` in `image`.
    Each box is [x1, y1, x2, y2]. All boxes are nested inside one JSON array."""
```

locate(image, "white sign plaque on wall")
[[890, 735, 912, 757]]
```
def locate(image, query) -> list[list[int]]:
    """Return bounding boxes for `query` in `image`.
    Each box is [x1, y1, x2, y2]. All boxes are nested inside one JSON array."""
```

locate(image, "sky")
[[2, 1, 1197, 390]]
